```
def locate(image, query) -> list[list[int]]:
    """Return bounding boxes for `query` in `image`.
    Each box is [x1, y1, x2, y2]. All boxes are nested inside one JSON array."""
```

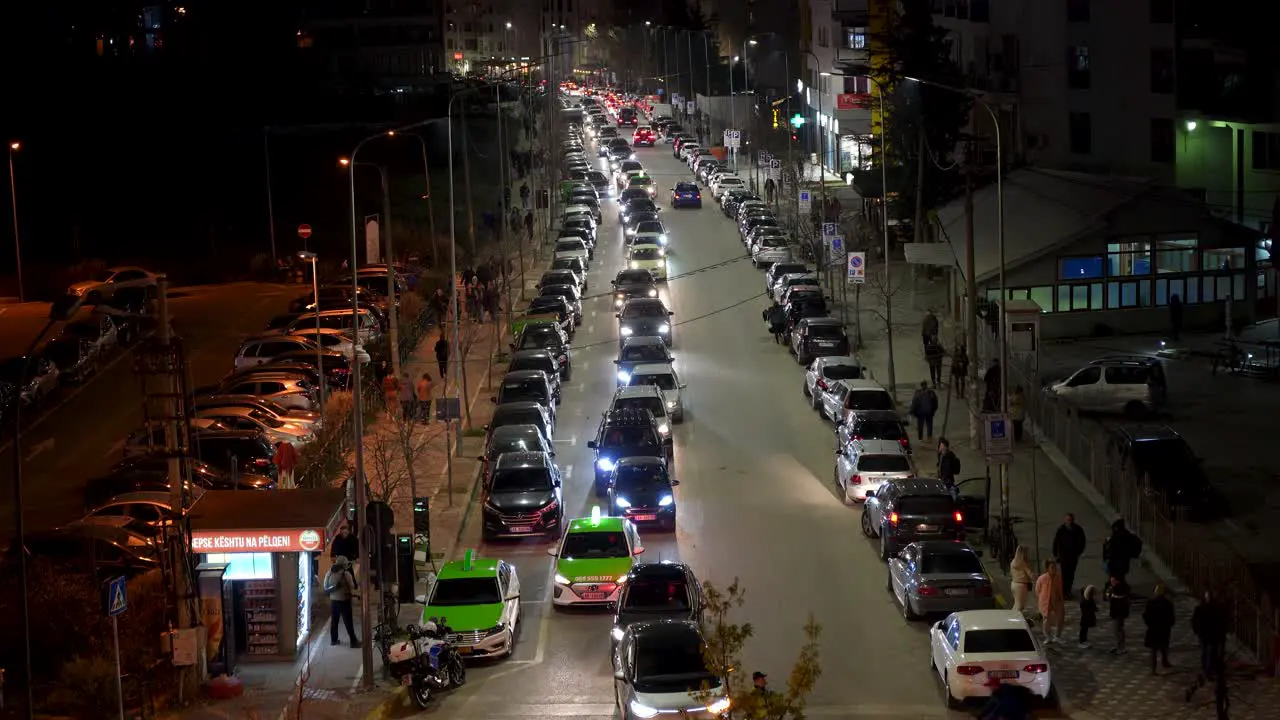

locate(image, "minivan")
[[1045, 356, 1167, 417]]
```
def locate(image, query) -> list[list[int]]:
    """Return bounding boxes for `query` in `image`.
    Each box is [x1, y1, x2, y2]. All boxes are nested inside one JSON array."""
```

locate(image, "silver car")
[[751, 234, 793, 267], [218, 373, 317, 411], [887, 541, 997, 620], [624, 362, 686, 423], [803, 357, 870, 407], [66, 266, 157, 302], [194, 406, 316, 449]]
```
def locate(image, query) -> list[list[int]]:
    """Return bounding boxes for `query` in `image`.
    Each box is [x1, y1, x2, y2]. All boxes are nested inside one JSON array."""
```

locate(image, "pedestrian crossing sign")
[[103, 575, 128, 617]]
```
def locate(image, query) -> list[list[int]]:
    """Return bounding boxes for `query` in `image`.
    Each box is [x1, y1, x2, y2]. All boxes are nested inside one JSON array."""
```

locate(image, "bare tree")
[[363, 423, 405, 505]]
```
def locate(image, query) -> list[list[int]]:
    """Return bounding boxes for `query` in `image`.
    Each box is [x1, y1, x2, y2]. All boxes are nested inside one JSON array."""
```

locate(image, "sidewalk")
[[174, 111, 549, 720], [846, 267, 1280, 718]]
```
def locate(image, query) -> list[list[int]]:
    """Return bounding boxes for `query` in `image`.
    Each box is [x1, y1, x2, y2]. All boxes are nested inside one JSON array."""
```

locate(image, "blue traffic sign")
[[799, 190, 811, 203], [989, 418, 1007, 439], [103, 575, 128, 617], [822, 222, 837, 236], [830, 236, 843, 254]]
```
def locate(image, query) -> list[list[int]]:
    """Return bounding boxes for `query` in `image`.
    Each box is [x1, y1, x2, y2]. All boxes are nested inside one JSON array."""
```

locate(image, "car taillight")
[[254, 458, 270, 467], [852, 434, 863, 441], [849, 474, 862, 485], [954, 511, 965, 524], [898, 437, 909, 448], [955, 665, 984, 676], [917, 585, 938, 596], [816, 379, 828, 390], [975, 584, 993, 597], [1023, 663, 1049, 674], [694, 193, 701, 199], [888, 512, 899, 525]]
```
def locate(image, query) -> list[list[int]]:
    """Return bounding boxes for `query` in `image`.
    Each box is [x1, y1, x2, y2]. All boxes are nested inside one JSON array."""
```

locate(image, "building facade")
[[301, 0, 447, 92]]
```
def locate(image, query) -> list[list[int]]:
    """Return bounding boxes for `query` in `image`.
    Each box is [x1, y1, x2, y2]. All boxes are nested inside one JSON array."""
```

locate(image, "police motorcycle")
[[386, 617, 467, 708]]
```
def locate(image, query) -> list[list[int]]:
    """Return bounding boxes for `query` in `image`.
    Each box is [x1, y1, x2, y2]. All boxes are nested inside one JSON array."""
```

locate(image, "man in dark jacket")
[[1143, 584, 1175, 673], [763, 301, 787, 344], [909, 381, 939, 441], [1105, 575, 1131, 655], [434, 336, 450, 383], [1191, 590, 1228, 681], [1052, 513, 1087, 598], [1103, 518, 1142, 581], [937, 438, 959, 490]]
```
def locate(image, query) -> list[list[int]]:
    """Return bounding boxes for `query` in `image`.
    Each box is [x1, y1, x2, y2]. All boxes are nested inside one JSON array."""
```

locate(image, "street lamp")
[[296, 250, 325, 416], [7, 140, 24, 302], [340, 152, 401, 379]]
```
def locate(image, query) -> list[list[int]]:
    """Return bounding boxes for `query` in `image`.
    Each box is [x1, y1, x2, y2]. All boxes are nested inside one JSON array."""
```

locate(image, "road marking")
[[553, 436, 578, 445]]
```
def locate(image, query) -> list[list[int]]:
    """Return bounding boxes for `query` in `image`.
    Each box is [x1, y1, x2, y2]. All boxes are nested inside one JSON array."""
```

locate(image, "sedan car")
[[889, 541, 996, 620], [43, 336, 98, 383], [607, 456, 680, 531], [624, 363, 685, 422], [62, 314, 118, 354], [67, 266, 157, 302], [930, 610, 1052, 707]]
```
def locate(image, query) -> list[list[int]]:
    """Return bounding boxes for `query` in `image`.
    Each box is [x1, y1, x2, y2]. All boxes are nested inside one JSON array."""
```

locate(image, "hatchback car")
[[670, 182, 701, 208], [1044, 355, 1167, 417], [624, 363, 685, 423], [803, 356, 869, 406], [834, 437, 914, 504], [217, 374, 318, 411], [234, 336, 318, 372], [614, 336, 674, 384], [612, 620, 730, 720], [862, 478, 966, 560], [480, 451, 564, 540], [818, 378, 895, 424], [889, 541, 996, 620], [839, 408, 913, 454]]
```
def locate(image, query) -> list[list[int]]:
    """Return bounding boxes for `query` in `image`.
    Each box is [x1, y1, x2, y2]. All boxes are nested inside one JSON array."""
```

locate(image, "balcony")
[[833, 0, 870, 24], [834, 46, 870, 68]]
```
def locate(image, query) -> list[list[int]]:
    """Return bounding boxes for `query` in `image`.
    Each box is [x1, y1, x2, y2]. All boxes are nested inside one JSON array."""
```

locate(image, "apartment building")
[[301, 0, 446, 92]]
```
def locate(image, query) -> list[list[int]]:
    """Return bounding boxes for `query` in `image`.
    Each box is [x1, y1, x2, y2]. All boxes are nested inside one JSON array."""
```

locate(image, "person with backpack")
[[1102, 518, 1142, 582], [909, 380, 939, 441], [937, 437, 960, 489], [324, 556, 360, 647]]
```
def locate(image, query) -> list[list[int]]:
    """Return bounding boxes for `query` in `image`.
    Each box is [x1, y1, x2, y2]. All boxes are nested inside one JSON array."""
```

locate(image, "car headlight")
[[630, 153, 636, 160], [611, 626, 625, 641], [554, 573, 570, 585], [615, 496, 631, 508], [596, 457, 616, 471], [484, 624, 506, 637], [659, 234, 667, 244], [667, 400, 676, 409], [658, 324, 669, 333], [647, 288, 657, 297], [706, 697, 732, 715], [620, 326, 634, 336], [630, 261, 640, 269], [657, 248, 666, 257], [657, 423, 669, 435], [617, 371, 631, 383], [629, 700, 660, 719], [658, 258, 666, 266], [658, 494, 674, 507]]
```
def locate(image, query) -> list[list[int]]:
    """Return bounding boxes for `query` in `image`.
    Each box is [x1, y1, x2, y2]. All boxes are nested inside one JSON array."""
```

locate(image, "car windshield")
[[492, 468, 553, 493], [623, 303, 666, 318], [625, 201, 656, 213], [634, 641, 717, 693], [855, 420, 903, 440], [518, 330, 561, 350], [556, 241, 585, 253], [675, 183, 697, 192], [561, 530, 629, 559], [616, 270, 653, 284], [758, 237, 787, 247], [542, 273, 575, 286], [631, 373, 676, 390], [636, 222, 663, 234], [92, 270, 117, 282], [621, 346, 668, 364], [602, 426, 659, 448], [621, 162, 642, 172], [430, 577, 501, 606], [550, 259, 582, 272], [44, 340, 82, 364], [847, 390, 894, 411], [921, 552, 983, 575], [773, 264, 808, 278], [623, 577, 689, 612], [542, 286, 576, 300], [857, 455, 911, 473], [823, 364, 864, 380], [500, 379, 546, 402], [897, 495, 957, 515], [494, 410, 543, 430], [631, 247, 663, 261], [615, 465, 671, 493], [963, 629, 1036, 654], [588, 171, 608, 182], [629, 213, 660, 225], [249, 410, 285, 428], [613, 396, 664, 417], [489, 436, 546, 457], [808, 325, 844, 338]]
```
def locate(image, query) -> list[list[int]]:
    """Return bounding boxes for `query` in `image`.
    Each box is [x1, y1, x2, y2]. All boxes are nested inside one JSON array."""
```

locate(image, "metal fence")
[[975, 324, 1278, 671]]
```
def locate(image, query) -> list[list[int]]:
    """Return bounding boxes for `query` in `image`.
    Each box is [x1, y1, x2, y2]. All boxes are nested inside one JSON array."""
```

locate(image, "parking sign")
[[846, 251, 866, 283], [798, 190, 811, 210], [821, 222, 837, 237]]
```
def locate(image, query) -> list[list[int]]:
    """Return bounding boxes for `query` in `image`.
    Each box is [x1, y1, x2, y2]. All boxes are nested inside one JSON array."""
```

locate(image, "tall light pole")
[[297, 251, 325, 415], [340, 155, 401, 378], [262, 128, 279, 259], [729, 55, 739, 171], [7, 141, 24, 302]]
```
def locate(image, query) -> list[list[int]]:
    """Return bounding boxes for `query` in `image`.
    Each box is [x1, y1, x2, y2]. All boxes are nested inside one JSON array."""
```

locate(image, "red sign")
[[836, 93, 871, 111], [297, 224, 312, 239], [191, 528, 325, 554]]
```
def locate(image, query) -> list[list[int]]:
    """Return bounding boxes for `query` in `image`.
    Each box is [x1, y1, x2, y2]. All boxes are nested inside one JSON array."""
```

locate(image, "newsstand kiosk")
[[189, 489, 345, 671]]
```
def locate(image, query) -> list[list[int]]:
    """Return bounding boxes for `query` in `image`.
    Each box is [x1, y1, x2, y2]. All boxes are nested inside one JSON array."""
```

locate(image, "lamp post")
[[340, 156, 401, 378], [7, 141, 24, 303], [730, 55, 739, 171], [296, 251, 325, 415]]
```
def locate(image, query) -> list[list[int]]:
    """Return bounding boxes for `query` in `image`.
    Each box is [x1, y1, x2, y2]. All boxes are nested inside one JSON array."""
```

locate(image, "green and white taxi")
[[421, 549, 521, 658], [547, 507, 645, 608]]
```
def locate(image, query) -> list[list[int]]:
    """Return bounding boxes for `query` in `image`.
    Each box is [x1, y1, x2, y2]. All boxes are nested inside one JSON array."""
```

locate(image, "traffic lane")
[[649, 147, 964, 713], [0, 283, 296, 532]]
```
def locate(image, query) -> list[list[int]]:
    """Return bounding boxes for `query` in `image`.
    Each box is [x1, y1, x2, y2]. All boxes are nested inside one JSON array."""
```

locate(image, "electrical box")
[[1003, 299, 1043, 363]]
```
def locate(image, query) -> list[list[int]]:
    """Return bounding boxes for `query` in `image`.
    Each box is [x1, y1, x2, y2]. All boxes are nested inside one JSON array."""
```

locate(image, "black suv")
[[1106, 424, 1215, 514], [607, 456, 680, 531], [610, 562, 701, 650], [790, 317, 850, 365], [507, 349, 562, 402], [587, 408, 665, 495], [861, 478, 965, 559], [842, 409, 912, 455], [512, 323, 572, 380], [480, 451, 563, 539]]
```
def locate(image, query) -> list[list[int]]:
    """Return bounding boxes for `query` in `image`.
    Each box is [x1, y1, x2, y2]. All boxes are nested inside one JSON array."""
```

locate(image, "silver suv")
[[1044, 355, 1167, 417]]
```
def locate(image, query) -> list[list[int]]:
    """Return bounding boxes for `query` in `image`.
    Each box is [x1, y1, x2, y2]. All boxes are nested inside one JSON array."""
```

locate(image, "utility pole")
[[494, 82, 515, 331], [912, 130, 926, 311], [462, 114, 478, 259], [963, 139, 979, 445], [263, 128, 278, 260], [380, 171, 401, 378]]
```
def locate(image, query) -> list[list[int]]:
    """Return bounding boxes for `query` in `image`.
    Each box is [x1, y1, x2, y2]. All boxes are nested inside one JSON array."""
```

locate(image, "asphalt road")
[[413, 143, 997, 720], [0, 282, 298, 533]]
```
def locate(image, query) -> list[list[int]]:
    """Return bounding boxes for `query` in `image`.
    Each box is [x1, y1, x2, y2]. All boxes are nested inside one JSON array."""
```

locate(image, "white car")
[[67, 266, 158, 302], [834, 437, 913, 503], [624, 362, 685, 422], [628, 242, 667, 281], [194, 407, 316, 449], [678, 143, 701, 161], [750, 235, 793, 266], [711, 176, 745, 197], [930, 610, 1053, 707], [818, 378, 895, 424], [629, 232, 665, 252], [803, 357, 870, 403], [554, 238, 591, 266], [286, 328, 369, 363]]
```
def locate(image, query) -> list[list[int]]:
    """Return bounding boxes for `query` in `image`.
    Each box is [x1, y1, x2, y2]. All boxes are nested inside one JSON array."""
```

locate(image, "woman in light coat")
[[1035, 559, 1066, 642], [1010, 546, 1036, 613]]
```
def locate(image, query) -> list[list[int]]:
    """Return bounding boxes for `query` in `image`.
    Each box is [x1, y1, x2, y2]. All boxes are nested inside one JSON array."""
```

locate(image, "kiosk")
[[189, 489, 345, 670]]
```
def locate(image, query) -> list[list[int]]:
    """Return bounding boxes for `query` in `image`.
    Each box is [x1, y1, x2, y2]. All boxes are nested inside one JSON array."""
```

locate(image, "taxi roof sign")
[[463, 548, 475, 571], [590, 506, 602, 526]]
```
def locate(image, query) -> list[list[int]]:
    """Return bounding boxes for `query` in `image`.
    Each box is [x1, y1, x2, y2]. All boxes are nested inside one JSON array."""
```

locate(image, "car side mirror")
[[612, 360, 620, 365], [668, 311, 674, 316], [633, 546, 645, 556], [933, 620, 945, 632], [476, 456, 486, 462], [549, 451, 556, 458], [679, 383, 688, 389], [835, 448, 844, 456], [587, 440, 597, 449], [613, 668, 626, 680], [546, 547, 558, 557], [505, 593, 520, 601]]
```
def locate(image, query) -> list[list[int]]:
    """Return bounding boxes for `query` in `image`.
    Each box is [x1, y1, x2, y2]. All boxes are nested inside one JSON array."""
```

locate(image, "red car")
[[632, 127, 655, 146]]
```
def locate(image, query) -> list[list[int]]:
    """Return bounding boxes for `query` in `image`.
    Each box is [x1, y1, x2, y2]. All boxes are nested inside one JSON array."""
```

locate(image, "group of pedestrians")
[[380, 368, 438, 423]]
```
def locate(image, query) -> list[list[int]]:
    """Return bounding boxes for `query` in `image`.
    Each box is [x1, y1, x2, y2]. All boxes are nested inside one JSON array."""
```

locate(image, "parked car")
[[66, 266, 157, 303], [42, 336, 98, 383]]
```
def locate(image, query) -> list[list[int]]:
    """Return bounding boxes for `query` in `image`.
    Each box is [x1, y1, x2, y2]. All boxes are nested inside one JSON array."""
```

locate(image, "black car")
[[618, 198, 658, 224], [610, 562, 701, 650], [494, 370, 557, 421], [841, 409, 912, 455], [613, 280, 659, 310], [562, 218, 598, 247], [722, 190, 759, 218], [527, 296, 575, 335], [784, 296, 829, 332], [586, 170, 611, 197], [481, 451, 564, 540], [19, 524, 161, 581], [617, 298, 673, 348], [512, 323, 572, 379], [538, 269, 584, 293], [588, 408, 665, 495], [614, 336, 674, 385], [507, 349, 563, 401], [862, 478, 966, 560], [617, 187, 649, 205], [189, 430, 279, 480], [43, 336, 98, 383], [266, 349, 351, 389], [479, 423, 553, 464], [607, 456, 680, 531], [790, 317, 850, 365], [613, 268, 657, 286], [623, 211, 661, 235], [485, 402, 555, 449], [538, 284, 584, 324], [1106, 424, 1215, 514]]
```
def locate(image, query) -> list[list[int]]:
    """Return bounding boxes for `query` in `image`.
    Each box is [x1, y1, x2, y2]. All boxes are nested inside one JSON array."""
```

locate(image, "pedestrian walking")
[[323, 556, 360, 647], [1143, 584, 1175, 674], [1169, 293, 1184, 341], [924, 340, 945, 388], [484, 279, 501, 322], [381, 372, 400, 413], [1009, 385, 1026, 442], [982, 360, 1002, 413], [524, 211, 535, 241], [1036, 560, 1065, 643], [434, 336, 450, 383], [936, 438, 960, 489], [415, 372, 434, 422], [399, 372, 415, 419], [1010, 546, 1035, 614], [1105, 575, 1131, 655], [951, 344, 969, 399], [272, 440, 299, 489], [429, 288, 448, 325], [908, 381, 938, 441], [520, 182, 531, 209], [922, 309, 939, 347], [1191, 590, 1228, 682], [763, 300, 787, 344], [1078, 585, 1098, 648], [1052, 513, 1087, 599], [1102, 518, 1142, 582], [764, 177, 776, 204]]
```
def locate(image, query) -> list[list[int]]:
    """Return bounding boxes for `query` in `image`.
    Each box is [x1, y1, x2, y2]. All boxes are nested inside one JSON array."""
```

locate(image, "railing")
[[974, 321, 1278, 670]]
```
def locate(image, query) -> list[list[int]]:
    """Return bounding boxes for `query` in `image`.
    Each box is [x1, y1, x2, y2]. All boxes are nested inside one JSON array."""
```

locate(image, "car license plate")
[[944, 588, 971, 597], [509, 526, 533, 534], [401, 675, 413, 686], [456, 646, 472, 655], [580, 592, 608, 601], [988, 670, 1019, 680], [917, 524, 939, 532], [632, 514, 656, 521]]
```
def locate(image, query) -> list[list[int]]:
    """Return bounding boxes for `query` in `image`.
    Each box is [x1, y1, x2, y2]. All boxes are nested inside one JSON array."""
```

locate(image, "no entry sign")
[[297, 224, 313, 239]]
